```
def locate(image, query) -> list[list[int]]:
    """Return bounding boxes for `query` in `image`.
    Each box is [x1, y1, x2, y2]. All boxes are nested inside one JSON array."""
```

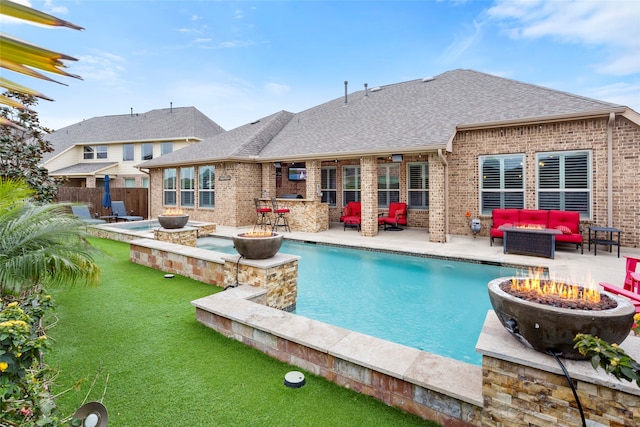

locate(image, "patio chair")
[[71, 205, 106, 224], [624, 256, 640, 292], [271, 198, 290, 232], [378, 202, 407, 231], [254, 198, 272, 229], [111, 201, 143, 221], [600, 282, 640, 313]]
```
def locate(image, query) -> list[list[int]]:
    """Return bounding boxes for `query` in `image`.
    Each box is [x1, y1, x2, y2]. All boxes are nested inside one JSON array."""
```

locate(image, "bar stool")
[[253, 198, 272, 229], [271, 197, 290, 232]]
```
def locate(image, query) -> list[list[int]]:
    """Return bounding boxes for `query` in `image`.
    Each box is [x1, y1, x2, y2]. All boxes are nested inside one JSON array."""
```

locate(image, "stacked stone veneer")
[[478, 312, 640, 426], [223, 254, 299, 311], [153, 227, 198, 247]]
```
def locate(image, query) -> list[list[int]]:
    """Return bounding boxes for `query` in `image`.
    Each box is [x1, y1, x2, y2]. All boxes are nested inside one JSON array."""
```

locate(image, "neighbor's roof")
[[48, 162, 117, 176], [42, 106, 225, 162], [258, 69, 621, 159], [139, 111, 295, 168]]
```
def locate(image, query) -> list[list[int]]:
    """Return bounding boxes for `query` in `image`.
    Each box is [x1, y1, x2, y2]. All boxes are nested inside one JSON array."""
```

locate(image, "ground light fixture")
[[71, 401, 108, 427], [284, 371, 305, 388]]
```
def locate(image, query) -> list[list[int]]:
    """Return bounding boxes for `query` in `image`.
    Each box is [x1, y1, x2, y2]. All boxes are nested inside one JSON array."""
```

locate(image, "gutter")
[[438, 148, 449, 241], [607, 113, 614, 227]]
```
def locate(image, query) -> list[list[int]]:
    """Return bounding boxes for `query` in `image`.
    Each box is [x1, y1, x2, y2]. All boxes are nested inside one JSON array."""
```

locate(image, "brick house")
[[140, 69, 640, 248], [42, 106, 224, 189]]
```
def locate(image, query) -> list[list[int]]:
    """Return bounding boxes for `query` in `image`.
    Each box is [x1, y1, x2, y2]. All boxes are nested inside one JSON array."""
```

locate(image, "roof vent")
[[250, 119, 260, 125], [370, 87, 382, 92], [422, 76, 435, 82]]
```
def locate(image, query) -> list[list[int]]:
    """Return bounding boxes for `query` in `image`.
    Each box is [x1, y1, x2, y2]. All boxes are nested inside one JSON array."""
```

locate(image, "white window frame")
[[342, 165, 361, 204], [407, 162, 429, 209], [479, 154, 525, 215], [163, 168, 177, 206], [536, 150, 591, 219], [180, 167, 195, 207], [377, 164, 400, 207], [321, 167, 337, 206], [198, 165, 215, 208]]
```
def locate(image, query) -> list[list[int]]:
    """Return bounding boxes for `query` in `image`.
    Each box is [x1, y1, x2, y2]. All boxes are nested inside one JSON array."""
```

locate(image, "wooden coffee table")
[[498, 225, 562, 259]]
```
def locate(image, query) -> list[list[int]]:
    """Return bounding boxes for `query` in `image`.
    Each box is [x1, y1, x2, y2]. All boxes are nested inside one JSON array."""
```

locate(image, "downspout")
[[607, 113, 614, 227], [438, 148, 449, 241]]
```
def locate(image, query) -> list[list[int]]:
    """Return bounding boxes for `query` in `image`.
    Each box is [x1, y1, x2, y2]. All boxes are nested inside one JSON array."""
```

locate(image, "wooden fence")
[[56, 187, 149, 219]]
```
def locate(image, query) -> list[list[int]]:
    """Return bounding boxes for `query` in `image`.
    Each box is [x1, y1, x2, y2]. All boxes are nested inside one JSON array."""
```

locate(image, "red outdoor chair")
[[378, 202, 407, 231], [253, 198, 272, 229], [271, 198, 290, 232], [624, 255, 640, 292]]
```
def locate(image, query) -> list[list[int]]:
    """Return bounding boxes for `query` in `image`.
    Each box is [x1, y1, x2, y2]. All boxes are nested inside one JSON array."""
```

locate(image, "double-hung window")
[[537, 151, 591, 218], [142, 143, 153, 160], [321, 167, 337, 206], [83, 145, 108, 160], [161, 142, 173, 155], [180, 167, 195, 207], [407, 162, 429, 209], [479, 154, 524, 215], [198, 165, 215, 208], [163, 168, 177, 206], [123, 144, 134, 161], [377, 164, 400, 207], [342, 166, 361, 204]]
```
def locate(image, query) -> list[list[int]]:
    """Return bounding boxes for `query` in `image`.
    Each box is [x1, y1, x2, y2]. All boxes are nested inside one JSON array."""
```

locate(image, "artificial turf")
[[47, 238, 439, 426]]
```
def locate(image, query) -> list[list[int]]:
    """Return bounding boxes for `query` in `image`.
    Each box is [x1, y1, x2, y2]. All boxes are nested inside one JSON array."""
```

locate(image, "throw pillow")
[[344, 206, 351, 216], [556, 225, 572, 235]]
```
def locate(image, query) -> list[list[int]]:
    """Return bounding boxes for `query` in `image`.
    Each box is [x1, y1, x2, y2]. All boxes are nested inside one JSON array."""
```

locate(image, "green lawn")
[[48, 238, 438, 426]]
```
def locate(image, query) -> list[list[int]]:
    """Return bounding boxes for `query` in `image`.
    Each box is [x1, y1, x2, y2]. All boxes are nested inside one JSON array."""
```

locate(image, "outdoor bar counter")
[[259, 198, 329, 233]]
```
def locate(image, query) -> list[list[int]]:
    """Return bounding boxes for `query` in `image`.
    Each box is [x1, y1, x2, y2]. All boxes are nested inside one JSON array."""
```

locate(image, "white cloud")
[[439, 19, 484, 64], [583, 81, 640, 109], [44, 0, 68, 15], [487, 0, 640, 75], [264, 82, 290, 96], [75, 51, 126, 84]]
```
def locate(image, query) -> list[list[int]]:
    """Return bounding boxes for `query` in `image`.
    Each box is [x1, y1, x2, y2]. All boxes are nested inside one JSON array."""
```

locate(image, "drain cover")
[[284, 371, 305, 388]]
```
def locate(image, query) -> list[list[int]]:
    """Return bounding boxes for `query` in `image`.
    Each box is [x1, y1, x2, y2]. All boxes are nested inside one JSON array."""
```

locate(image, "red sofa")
[[490, 209, 583, 253]]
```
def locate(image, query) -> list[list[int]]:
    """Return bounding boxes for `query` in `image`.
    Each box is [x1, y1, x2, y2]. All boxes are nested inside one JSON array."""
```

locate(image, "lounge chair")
[[624, 256, 640, 292], [71, 205, 106, 224], [111, 201, 143, 221], [600, 282, 640, 313], [378, 202, 407, 231]]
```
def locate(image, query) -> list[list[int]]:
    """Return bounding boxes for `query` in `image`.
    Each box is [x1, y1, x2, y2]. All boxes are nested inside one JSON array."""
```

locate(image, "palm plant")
[[0, 178, 100, 296], [0, 0, 83, 128]]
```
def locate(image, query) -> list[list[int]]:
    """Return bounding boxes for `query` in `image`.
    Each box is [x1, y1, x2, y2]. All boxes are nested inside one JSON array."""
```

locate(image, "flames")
[[511, 268, 601, 303], [162, 208, 184, 216], [516, 224, 544, 230], [243, 230, 274, 237]]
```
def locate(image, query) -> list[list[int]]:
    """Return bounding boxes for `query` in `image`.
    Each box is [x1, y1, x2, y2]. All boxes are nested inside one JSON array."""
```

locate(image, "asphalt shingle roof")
[[258, 69, 620, 159], [139, 111, 295, 167], [43, 106, 225, 162], [49, 162, 117, 175]]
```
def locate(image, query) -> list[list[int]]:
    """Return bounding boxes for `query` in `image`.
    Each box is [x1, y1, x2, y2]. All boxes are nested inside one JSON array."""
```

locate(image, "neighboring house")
[[139, 69, 640, 248], [42, 106, 225, 188]]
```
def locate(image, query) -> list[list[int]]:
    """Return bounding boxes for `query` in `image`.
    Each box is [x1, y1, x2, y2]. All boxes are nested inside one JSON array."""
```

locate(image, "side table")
[[588, 226, 622, 257]]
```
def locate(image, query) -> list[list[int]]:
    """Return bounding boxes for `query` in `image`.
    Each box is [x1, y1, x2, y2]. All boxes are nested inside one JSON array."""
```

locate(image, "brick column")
[[428, 153, 446, 242], [261, 162, 276, 199], [360, 156, 379, 237], [305, 160, 321, 202]]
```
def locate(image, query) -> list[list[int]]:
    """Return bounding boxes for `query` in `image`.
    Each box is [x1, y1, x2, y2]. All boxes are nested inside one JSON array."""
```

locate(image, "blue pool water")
[[197, 237, 518, 365]]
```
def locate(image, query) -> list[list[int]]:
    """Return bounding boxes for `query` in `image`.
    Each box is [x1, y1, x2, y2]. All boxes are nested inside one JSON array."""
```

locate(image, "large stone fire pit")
[[233, 232, 283, 259], [158, 214, 189, 229], [488, 277, 635, 359]]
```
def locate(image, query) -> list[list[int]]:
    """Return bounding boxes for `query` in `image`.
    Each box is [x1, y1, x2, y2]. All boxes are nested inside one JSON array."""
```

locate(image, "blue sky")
[[4, 0, 640, 131]]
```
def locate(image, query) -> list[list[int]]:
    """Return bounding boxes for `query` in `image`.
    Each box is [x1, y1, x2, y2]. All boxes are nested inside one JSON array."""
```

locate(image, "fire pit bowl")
[[233, 232, 283, 259], [488, 277, 635, 359], [158, 214, 189, 229]]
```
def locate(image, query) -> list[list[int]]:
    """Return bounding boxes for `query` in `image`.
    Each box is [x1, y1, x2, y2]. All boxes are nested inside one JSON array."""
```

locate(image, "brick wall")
[[448, 117, 640, 247]]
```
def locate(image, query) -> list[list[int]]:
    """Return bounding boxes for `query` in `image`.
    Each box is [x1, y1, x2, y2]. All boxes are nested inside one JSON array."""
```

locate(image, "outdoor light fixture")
[[391, 154, 403, 162], [274, 162, 282, 168]]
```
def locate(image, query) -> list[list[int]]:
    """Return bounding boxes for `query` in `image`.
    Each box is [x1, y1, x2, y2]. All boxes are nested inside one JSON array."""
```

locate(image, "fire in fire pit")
[[488, 270, 635, 359], [158, 208, 189, 229]]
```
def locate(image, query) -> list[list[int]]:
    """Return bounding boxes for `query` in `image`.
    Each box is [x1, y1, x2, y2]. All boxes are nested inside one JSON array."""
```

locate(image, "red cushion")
[[519, 209, 548, 226], [344, 206, 351, 216], [548, 210, 579, 233], [492, 209, 519, 228]]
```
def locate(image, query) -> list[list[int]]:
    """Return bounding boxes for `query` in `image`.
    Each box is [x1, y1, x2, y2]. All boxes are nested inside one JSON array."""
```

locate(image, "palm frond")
[[1, 0, 84, 30]]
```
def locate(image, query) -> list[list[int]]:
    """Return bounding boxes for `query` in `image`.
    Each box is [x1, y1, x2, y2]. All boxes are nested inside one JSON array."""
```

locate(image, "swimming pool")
[[197, 237, 518, 365]]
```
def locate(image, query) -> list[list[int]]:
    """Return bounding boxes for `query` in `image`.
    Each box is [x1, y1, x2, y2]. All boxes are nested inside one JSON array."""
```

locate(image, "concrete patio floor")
[[213, 223, 639, 291]]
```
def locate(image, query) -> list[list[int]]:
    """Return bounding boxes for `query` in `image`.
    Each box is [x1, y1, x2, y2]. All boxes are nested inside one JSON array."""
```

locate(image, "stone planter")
[[233, 233, 283, 259], [158, 214, 189, 229], [488, 277, 635, 359]]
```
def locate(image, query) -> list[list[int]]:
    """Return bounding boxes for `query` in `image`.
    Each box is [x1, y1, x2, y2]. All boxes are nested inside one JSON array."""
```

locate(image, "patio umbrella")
[[101, 175, 112, 210]]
